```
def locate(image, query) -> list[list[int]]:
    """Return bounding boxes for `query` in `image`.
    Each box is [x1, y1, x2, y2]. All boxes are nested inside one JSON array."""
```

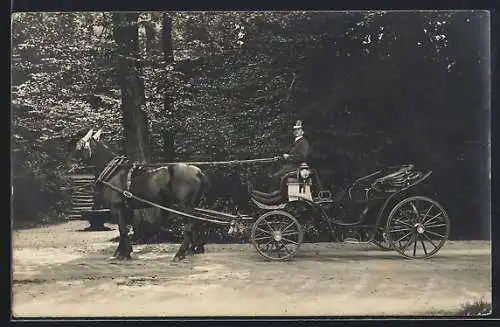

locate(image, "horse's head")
[[75, 128, 103, 161]]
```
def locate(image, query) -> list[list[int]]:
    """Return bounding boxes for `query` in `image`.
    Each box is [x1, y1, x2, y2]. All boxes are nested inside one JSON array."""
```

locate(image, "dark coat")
[[272, 137, 311, 180], [285, 136, 310, 166]]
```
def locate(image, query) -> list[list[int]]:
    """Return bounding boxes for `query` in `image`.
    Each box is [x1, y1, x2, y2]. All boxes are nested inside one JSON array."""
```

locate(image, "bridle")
[[75, 129, 103, 160]]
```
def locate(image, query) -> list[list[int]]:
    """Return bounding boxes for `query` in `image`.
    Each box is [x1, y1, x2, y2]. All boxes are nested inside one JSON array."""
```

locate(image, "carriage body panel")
[[287, 179, 313, 202], [250, 163, 450, 260]]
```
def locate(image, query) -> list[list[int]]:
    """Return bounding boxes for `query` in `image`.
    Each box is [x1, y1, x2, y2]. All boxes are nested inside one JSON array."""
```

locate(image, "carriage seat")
[[251, 189, 282, 198], [250, 168, 308, 205], [251, 190, 285, 205]]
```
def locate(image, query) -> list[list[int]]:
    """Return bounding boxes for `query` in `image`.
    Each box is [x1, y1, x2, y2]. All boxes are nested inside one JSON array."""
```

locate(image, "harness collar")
[[95, 156, 128, 187]]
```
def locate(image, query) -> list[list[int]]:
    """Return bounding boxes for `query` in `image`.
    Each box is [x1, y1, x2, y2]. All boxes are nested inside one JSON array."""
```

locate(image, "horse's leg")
[[113, 205, 133, 260], [190, 182, 206, 254], [189, 224, 198, 254], [173, 219, 193, 261], [191, 223, 205, 254]]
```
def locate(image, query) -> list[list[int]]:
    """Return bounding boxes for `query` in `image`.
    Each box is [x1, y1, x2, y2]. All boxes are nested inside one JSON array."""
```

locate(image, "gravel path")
[[12, 221, 491, 317]]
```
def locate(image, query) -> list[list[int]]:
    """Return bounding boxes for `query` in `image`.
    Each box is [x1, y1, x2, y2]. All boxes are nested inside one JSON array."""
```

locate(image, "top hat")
[[293, 120, 303, 129]]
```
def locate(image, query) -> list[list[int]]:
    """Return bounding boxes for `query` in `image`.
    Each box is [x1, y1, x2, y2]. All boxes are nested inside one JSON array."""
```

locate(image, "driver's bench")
[[251, 163, 315, 208]]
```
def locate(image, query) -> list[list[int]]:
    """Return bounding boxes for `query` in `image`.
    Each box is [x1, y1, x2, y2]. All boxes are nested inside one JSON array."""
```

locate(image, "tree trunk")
[[112, 13, 149, 161], [162, 13, 176, 161], [112, 13, 160, 240]]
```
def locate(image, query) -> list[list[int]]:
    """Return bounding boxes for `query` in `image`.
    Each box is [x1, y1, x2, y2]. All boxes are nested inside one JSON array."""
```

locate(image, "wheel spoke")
[[410, 202, 419, 218], [256, 227, 273, 235], [422, 233, 438, 249], [397, 208, 413, 221], [262, 239, 273, 249], [425, 223, 447, 229], [254, 235, 273, 242], [393, 219, 413, 227], [413, 237, 418, 256], [282, 222, 296, 233], [425, 230, 446, 239], [420, 236, 428, 255], [281, 237, 299, 245], [278, 220, 288, 231], [281, 231, 299, 237], [390, 227, 413, 233], [394, 231, 413, 243], [265, 220, 275, 232], [402, 234, 417, 251], [423, 212, 442, 225], [420, 204, 434, 223]]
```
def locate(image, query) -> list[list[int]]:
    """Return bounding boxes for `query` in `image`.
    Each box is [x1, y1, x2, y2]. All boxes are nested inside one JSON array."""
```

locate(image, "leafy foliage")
[[456, 298, 492, 316]]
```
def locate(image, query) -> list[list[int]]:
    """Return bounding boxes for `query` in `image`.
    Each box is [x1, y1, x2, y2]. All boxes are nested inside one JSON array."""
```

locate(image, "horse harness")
[[94, 156, 143, 207], [91, 156, 234, 225]]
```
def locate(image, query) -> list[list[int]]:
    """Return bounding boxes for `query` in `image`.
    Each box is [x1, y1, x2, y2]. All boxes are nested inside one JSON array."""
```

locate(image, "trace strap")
[[99, 180, 231, 225]]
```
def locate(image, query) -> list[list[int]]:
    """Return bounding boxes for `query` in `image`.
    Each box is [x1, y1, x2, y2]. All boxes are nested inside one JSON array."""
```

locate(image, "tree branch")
[[286, 72, 297, 102]]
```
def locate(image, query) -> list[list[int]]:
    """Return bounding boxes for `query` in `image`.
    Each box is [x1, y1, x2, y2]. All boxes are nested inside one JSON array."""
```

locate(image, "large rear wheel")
[[251, 210, 303, 261], [386, 196, 450, 259]]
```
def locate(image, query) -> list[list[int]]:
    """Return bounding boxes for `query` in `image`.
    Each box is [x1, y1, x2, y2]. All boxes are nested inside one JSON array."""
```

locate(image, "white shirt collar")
[[295, 136, 303, 142]]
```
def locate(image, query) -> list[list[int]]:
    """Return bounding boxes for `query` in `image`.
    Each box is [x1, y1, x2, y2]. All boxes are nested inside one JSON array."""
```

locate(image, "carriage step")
[[71, 205, 94, 209], [72, 199, 95, 203], [70, 180, 95, 183], [71, 207, 94, 212], [343, 238, 372, 244], [67, 214, 84, 220], [72, 196, 94, 200], [72, 204, 94, 208], [69, 174, 95, 179]]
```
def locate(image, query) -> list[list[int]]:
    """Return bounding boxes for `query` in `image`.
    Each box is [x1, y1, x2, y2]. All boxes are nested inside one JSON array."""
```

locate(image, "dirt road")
[[12, 220, 491, 317]]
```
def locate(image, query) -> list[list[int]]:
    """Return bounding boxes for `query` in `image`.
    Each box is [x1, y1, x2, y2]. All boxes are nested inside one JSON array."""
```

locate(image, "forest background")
[[11, 11, 491, 241]]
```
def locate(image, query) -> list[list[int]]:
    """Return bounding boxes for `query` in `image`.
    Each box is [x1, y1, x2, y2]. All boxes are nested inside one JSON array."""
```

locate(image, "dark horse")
[[74, 129, 211, 261]]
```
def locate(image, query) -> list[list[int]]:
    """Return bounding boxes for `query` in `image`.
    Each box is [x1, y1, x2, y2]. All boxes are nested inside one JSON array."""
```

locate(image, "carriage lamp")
[[298, 163, 312, 194]]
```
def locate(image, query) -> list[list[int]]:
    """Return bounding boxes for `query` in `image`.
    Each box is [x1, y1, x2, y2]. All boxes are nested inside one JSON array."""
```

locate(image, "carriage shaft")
[[99, 181, 232, 225]]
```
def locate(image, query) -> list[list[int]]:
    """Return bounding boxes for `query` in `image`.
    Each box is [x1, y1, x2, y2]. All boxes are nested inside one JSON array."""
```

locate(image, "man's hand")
[[283, 154, 290, 160]]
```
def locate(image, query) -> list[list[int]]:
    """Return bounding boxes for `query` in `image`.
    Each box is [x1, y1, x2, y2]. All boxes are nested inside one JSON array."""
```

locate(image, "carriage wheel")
[[386, 196, 449, 259], [371, 227, 393, 251], [251, 210, 303, 261]]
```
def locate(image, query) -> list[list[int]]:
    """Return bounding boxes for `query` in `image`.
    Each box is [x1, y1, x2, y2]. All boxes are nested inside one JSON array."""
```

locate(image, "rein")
[[69, 156, 281, 173], [87, 155, 281, 225], [133, 156, 282, 167]]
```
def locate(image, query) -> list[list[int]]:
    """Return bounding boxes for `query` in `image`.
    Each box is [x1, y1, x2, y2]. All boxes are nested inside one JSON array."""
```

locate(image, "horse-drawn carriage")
[[73, 129, 450, 261], [240, 162, 450, 260]]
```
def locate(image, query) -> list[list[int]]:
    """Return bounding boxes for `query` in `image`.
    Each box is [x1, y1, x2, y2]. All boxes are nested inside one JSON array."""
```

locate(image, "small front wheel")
[[251, 210, 303, 261]]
